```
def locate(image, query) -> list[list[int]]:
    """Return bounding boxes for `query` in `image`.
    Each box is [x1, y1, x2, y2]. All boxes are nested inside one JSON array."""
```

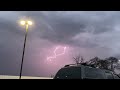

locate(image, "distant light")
[[20, 20, 33, 26], [20, 21, 25, 25], [27, 21, 32, 25]]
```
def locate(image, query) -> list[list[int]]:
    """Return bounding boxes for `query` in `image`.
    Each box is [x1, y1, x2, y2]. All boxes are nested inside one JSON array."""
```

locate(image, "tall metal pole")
[[19, 24, 28, 79]]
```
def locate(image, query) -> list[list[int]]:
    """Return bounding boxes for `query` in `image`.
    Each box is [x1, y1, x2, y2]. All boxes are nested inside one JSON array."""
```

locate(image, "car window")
[[105, 72, 114, 79], [84, 67, 105, 79], [54, 67, 81, 79]]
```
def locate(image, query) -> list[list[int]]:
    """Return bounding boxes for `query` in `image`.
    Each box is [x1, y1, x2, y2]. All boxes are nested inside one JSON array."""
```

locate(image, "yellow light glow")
[[20, 21, 25, 25], [27, 21, 32, 25]]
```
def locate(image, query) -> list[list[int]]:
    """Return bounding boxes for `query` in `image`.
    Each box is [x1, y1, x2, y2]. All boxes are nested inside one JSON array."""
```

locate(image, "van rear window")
[[54, 67, 81, 79], [84, 67, 105, 79]]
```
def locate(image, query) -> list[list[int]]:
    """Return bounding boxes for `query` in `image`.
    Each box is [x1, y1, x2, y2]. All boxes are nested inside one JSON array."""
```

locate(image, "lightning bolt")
[[47, 46, 67, 61]]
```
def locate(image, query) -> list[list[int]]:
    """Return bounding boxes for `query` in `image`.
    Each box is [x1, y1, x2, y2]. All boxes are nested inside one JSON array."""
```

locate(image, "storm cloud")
[[1, 11, 120, 76]]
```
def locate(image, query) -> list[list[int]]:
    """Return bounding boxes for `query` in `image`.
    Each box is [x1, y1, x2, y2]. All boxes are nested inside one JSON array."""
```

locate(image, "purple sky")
[[0, 11, 120, 77]]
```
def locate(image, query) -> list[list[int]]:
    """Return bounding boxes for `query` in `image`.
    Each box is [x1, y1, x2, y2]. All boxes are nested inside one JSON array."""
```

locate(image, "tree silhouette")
[[87, 57, 101, 68], [72, 55, 120, 73], [73, 54, 84, 65], [106, 57, 118, 72], [87, 56, 119, 72]]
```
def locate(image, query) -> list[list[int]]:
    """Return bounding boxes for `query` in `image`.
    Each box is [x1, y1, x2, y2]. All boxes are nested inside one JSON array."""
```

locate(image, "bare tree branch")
[[73, 54, 84, 65]]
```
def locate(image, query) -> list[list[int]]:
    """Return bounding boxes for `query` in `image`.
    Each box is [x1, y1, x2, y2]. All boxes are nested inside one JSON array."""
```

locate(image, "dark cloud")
[[1, 11, 120, 76], [18, 11, 120, 46], [0, 19, 23, 35]]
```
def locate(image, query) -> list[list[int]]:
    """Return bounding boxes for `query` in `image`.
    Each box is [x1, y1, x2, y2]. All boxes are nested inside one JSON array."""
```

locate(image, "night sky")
[[0, 11, 120, 77]]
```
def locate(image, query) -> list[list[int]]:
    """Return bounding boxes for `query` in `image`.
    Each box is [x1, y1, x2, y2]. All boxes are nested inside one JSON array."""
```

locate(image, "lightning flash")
[[47, 46, 67, 61]]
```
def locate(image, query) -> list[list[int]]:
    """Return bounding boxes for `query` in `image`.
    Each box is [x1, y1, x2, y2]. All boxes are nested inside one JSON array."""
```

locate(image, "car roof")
[[62, 64, 113, 72]]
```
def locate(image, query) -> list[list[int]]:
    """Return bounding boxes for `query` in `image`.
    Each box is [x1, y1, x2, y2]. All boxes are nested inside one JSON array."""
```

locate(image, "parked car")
[[54, 64, 120, 79]]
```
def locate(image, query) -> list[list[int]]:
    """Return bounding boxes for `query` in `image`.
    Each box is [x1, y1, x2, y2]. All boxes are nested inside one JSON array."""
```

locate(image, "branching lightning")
[[47, 46, 67, 61]]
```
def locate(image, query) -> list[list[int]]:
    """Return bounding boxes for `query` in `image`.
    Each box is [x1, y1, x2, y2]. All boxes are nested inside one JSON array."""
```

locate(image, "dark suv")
[[54, 64, 120, 79]]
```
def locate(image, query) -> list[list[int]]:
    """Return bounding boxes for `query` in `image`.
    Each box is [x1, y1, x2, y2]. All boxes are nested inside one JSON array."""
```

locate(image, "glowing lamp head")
[[27, 21, 32, 25], [20, 21, 26, 25]]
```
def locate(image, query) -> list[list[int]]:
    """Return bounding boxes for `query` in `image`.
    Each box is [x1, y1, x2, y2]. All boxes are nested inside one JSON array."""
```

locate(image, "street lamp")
[[19, 20, 33, 79]]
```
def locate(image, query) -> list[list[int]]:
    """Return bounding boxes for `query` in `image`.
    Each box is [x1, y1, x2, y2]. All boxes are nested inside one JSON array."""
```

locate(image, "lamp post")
[[19, 20, 32, 79]]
